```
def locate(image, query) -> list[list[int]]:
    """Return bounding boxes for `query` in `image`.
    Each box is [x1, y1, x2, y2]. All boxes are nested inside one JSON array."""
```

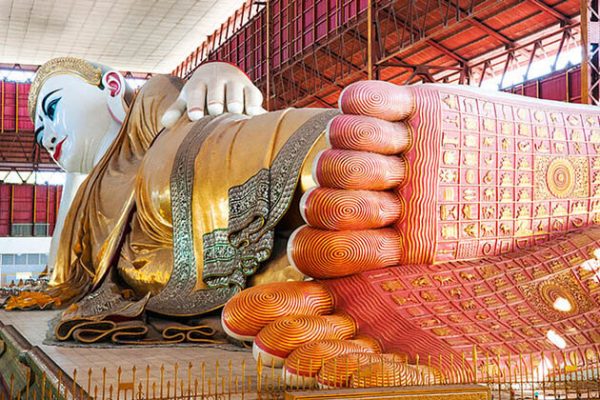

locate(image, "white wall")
[[0, 237, 51, 254], [0, 237, 50, 286]]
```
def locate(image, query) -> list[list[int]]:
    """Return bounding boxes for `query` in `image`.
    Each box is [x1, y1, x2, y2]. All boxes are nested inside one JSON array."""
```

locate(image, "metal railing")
[[2, 348, 600, 400]]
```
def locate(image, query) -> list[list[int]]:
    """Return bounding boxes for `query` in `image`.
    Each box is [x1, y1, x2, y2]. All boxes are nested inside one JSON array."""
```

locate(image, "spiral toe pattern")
[[327, 115, 410, 155], [316, 353, 403, 388], [314, 150, 406, 190], [284, 337, 381, 379], [254, 314, 356, 365], [339, 81, 415, 121], [301, 188, 402, 230], [289, 227, 402, 278], [224, 80, 423, 378], [221, 281, 333, 340], [351, 363, 442, 388]]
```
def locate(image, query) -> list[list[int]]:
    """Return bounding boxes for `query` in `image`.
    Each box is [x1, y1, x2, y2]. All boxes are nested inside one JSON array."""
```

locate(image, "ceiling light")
[[552, 297, 572, 313], [546, 330, 567, 349]]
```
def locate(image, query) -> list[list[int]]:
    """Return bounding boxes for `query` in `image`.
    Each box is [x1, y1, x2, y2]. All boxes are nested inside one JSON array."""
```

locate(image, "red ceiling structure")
[[0, 81, 57, 172], [174, 0, 586, 111], [0, 0, 596, 173]]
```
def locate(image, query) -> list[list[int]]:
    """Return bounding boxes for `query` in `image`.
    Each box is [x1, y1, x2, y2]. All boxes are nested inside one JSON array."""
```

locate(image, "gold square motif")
[[534, 156, 589, 200]]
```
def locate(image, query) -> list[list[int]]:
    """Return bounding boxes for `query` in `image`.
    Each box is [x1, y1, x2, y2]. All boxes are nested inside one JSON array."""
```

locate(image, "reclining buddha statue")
[[6, 56, 600, 386]]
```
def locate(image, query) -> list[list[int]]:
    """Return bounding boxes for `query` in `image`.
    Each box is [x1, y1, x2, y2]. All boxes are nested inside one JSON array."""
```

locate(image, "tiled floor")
[[0, 310, 260, 398]]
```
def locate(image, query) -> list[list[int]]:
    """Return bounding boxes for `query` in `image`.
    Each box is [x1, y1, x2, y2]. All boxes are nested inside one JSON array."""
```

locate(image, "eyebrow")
[[41, 88, 61, 115], [34, 125, 44, 143]]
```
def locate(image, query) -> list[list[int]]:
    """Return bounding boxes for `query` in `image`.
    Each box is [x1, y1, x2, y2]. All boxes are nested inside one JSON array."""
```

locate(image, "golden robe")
[[11, 75, 336, 328]]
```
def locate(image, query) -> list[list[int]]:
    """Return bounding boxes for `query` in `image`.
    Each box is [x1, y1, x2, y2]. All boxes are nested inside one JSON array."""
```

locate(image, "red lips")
[[53, 137, 67, 161]]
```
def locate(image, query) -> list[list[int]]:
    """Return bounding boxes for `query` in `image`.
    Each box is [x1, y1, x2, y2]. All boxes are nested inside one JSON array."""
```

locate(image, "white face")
[[34, 74, 121, 173]]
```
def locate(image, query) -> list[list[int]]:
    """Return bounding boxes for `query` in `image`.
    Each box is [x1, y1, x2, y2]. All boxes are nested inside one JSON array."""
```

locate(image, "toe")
[[300, 187, 402, 230], [253, 314, 356, 368], [316, 353, 402, 388], [221, 281, 333, 341], [313, 149, 406, 190], [283, 337, 381, 387], [350, 358, 442, 388], [288, 226, 401, 278], [316, 352, 442, 388], [327, 114, 410, 155], [338, 81, 414, 121]]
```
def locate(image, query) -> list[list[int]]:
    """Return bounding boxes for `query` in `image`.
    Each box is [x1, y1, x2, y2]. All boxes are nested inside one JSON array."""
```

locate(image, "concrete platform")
[[0, 309, 258, 398]]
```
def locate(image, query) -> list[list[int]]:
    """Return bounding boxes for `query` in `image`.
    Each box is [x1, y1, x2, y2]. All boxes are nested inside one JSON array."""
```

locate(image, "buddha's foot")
[[223, 80, 600, 387], [290, 80, 600, 279], [223, 227, 600, 387]]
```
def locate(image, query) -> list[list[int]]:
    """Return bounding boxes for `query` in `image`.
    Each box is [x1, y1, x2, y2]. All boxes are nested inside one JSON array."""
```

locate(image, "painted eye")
[[34, 126, 44, 145], [47, 97, 60, 121]]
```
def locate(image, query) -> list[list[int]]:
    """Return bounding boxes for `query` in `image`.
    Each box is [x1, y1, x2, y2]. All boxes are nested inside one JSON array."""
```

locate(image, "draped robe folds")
[[47, 75, 185, 302], [6, 75, 335, 343]]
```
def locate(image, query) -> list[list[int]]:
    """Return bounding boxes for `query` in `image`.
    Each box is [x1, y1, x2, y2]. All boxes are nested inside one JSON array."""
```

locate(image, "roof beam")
[[323, 27, 369, 72], [526, 0, 572, 24], [439, 0, 515, 47], [0, 161, 59, 171], [425, 39, 467, 64], [376, 4, 468, 64], [468, 16, 514, 46], [319, 46, 365, 72], [300, 60, 345, 89], [278, 73, 335, 108]]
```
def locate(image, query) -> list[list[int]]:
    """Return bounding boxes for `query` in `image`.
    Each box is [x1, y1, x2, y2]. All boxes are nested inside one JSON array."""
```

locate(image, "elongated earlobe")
[[103, 71, 123, 97], [102, 70, 127, 123]]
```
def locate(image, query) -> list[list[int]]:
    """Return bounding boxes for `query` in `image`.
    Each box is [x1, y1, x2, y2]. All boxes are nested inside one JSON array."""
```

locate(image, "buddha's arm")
[[45, 76, 183, 285], [47, 172, 87, 284]]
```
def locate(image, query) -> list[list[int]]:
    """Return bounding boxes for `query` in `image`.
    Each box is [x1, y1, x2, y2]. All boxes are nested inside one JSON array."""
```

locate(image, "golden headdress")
[[28, 57, 102, 121]]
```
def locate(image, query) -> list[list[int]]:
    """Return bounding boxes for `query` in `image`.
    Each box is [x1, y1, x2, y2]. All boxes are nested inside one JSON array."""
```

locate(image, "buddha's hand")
[[161, 61, 265, 127]]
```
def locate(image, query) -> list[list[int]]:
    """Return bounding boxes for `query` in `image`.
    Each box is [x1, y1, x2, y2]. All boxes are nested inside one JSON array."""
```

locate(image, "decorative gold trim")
[[148, 110, 338, 316], [145, 116, 230, 317], [28, 57, 102, 121]]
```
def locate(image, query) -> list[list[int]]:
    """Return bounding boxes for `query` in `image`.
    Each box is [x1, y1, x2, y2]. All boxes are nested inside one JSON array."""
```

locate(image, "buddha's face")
[[34, 72, 127, 173]]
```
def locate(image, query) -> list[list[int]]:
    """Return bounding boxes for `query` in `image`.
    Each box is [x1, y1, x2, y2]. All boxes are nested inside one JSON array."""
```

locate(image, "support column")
[[581, 0, 600, 105], [9, 185, 13, 236], [14, 83, 18, 133], [32, 185, 36, 236], [266, 0, 272, 111], [1, 80, 4, 133], [367, 0, 374, 80]]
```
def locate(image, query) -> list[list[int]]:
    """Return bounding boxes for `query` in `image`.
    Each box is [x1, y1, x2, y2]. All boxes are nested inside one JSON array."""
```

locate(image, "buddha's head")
[[28, 57, 134, 173]]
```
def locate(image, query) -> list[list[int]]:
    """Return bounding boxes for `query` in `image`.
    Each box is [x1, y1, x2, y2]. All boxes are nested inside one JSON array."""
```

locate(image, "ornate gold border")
[[28, 57, 102, 121]]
